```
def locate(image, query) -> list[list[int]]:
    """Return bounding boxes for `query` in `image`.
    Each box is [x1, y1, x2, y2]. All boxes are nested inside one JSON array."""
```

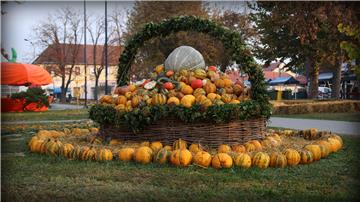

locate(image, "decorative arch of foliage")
[[117, 15, 268, 105], [89, 16, 271, 132]]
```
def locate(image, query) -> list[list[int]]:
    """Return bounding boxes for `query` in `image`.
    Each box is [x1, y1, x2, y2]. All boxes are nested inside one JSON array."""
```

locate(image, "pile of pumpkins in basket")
[[99, 64, 249, 111], [27, 127, 343, 169]]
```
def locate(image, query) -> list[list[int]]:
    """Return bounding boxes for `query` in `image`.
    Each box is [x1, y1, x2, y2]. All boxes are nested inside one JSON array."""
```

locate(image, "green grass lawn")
[[273, 112, 360, 122], [2, 126, 359, 201], [1, 109, 89, 122]]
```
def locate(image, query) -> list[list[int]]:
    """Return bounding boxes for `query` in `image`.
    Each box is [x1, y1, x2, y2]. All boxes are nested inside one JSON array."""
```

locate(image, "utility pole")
[[104, 0, 109, 95], [84, 0, 88, 107]]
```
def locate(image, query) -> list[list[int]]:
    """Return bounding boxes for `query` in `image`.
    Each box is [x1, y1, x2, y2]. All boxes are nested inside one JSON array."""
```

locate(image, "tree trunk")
[[307, 58, 319, 99], [331, 60, 342, 99], [94, 76, 99, 102], [60, 77, 67, 103]]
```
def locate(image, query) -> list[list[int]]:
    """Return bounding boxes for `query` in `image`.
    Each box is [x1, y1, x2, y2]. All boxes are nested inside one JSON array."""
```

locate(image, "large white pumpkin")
[[164, 46, 205, 71]]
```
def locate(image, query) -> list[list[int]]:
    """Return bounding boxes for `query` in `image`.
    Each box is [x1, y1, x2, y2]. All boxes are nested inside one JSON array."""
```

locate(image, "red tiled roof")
[[263, 71, 291, 80], [263, 62, 282, 71], [33, 44, 122, 66]]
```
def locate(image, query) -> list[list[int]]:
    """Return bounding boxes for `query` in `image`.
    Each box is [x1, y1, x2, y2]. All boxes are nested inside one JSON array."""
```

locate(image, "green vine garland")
[[90, 15, 271, 131]]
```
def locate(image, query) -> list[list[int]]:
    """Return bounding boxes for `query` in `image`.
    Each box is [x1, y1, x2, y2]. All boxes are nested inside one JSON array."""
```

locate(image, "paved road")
[[269, 117, 360, 135], [49, 103, 85, 110]]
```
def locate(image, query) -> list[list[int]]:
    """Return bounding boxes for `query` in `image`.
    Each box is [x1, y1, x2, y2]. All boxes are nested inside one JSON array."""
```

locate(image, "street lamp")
[[24, 38, 35, 63]]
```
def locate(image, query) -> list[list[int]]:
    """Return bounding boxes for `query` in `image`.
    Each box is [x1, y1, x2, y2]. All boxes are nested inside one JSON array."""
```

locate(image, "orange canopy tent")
[[1, 62, 52, 86]]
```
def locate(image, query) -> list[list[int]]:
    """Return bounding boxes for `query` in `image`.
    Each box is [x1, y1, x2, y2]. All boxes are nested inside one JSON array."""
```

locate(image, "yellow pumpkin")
[[118, 148, 135, 161], [128, 84, 137, 92], [181, 85, 194, 95], [131, 96, 141, 108], [193, 88, 206, 97], [217, 144, 231, 153], [194, 69, 207, 79], [170, 149, 193, 167], [125, 92, 132, 99], [134, 146, 153, 164], [327, 137, 342, 152], [99, 95, 113, 104], [81, 147, 97, 161], [195, 95, 207, 103], [167, 97, 180, 105], [212, 153, 233, 169], [45, 139, 63, 157], [283, 149, 300, 166], [231, 144, 246, 153], [221, 94, 232, 103], [61, 143, 74, 159], [96, 149, 113, 161], [152, 93, 167, 105], [214, 79, 225, 88], [193, 151, 212, 168], [234, 153, 252, 168], [304, 145, 321, 161], [252, 152, 270, 169], [115, 104, 126, 112], [173, 138, 187, 150], [269, 152, 287, 168], [207, 93, 218, 101], [150, 141, 163, 153], [204, 82, 216, 94], [244, 142, 256, 152], [318, 144, 330, 158], [154, 148, 172, 164], [189, 143, 204, 154], [181, 95, 196, 108], [200, 98, 212, 108], [29, 138, 46, 153], [316, 140, 332, 153], [69, 146, 83, 160], [299, 150, 314, 164], [330, 134, 343, 146]]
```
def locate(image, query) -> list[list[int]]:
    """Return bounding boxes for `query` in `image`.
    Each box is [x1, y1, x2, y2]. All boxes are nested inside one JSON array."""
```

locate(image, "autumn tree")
[[251, 2, 359, 99], [124, 1, 233, 80], [33, 7, 82, 103]]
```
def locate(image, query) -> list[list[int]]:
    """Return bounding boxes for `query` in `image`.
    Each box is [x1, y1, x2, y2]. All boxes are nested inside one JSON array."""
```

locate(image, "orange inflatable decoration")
[[1, 62, 52, 86]]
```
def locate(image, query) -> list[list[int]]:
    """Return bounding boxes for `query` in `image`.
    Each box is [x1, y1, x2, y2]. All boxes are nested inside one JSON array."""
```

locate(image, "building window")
[[75, 66, 80, 75]]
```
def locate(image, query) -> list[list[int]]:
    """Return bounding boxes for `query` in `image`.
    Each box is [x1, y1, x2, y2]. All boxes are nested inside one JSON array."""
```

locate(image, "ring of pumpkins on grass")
[[101, 63, 251, 112], [28, 127, 343, 170]]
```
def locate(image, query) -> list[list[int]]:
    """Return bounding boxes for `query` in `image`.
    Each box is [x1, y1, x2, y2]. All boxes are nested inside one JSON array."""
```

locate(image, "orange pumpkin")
[[181, 95, 196, 108], [134, 146, 153, 164], [233, 84, 243, 96], [181, 85, 194, 95], [232, 144, 246, 153], [223, 79, 233, 87], [252, 152, 270, 169], [212, 153, 233, 169], [221, 94, 232, 103], [204, 82, 216, 94], [218, 144, 231, 153], [116, 95, 127, 105], [214, 79, 225, 88], [269, 152, 287, 168], [193, 151, 212, 168], [118, 148, 135, 161], [170, 149, 193, 167], [299, 150, 314, 164], [304, 145, 321, 161]]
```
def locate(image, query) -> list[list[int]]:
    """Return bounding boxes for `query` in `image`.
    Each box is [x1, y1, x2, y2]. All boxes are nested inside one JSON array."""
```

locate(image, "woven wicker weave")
[[99, 117, 267, 148]]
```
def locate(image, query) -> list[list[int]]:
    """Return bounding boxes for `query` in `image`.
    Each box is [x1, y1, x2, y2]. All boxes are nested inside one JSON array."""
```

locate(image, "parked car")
[[318, 87, 332, 99]]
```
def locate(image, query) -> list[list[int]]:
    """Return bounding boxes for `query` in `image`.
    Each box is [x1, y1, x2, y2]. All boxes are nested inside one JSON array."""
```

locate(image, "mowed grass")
[[273, 112, 360, 122], [1, 109, 89, 122], [2, 128, 360, 201]]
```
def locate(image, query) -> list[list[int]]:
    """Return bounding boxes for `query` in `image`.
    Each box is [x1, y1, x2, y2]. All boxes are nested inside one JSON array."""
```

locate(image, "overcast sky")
[[1, 1, 247, 63]]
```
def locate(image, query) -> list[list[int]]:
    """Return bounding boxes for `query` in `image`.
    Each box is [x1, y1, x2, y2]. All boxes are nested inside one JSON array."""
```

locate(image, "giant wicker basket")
[[99, 117, 267, 148], [96, 16, 270, 148]]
